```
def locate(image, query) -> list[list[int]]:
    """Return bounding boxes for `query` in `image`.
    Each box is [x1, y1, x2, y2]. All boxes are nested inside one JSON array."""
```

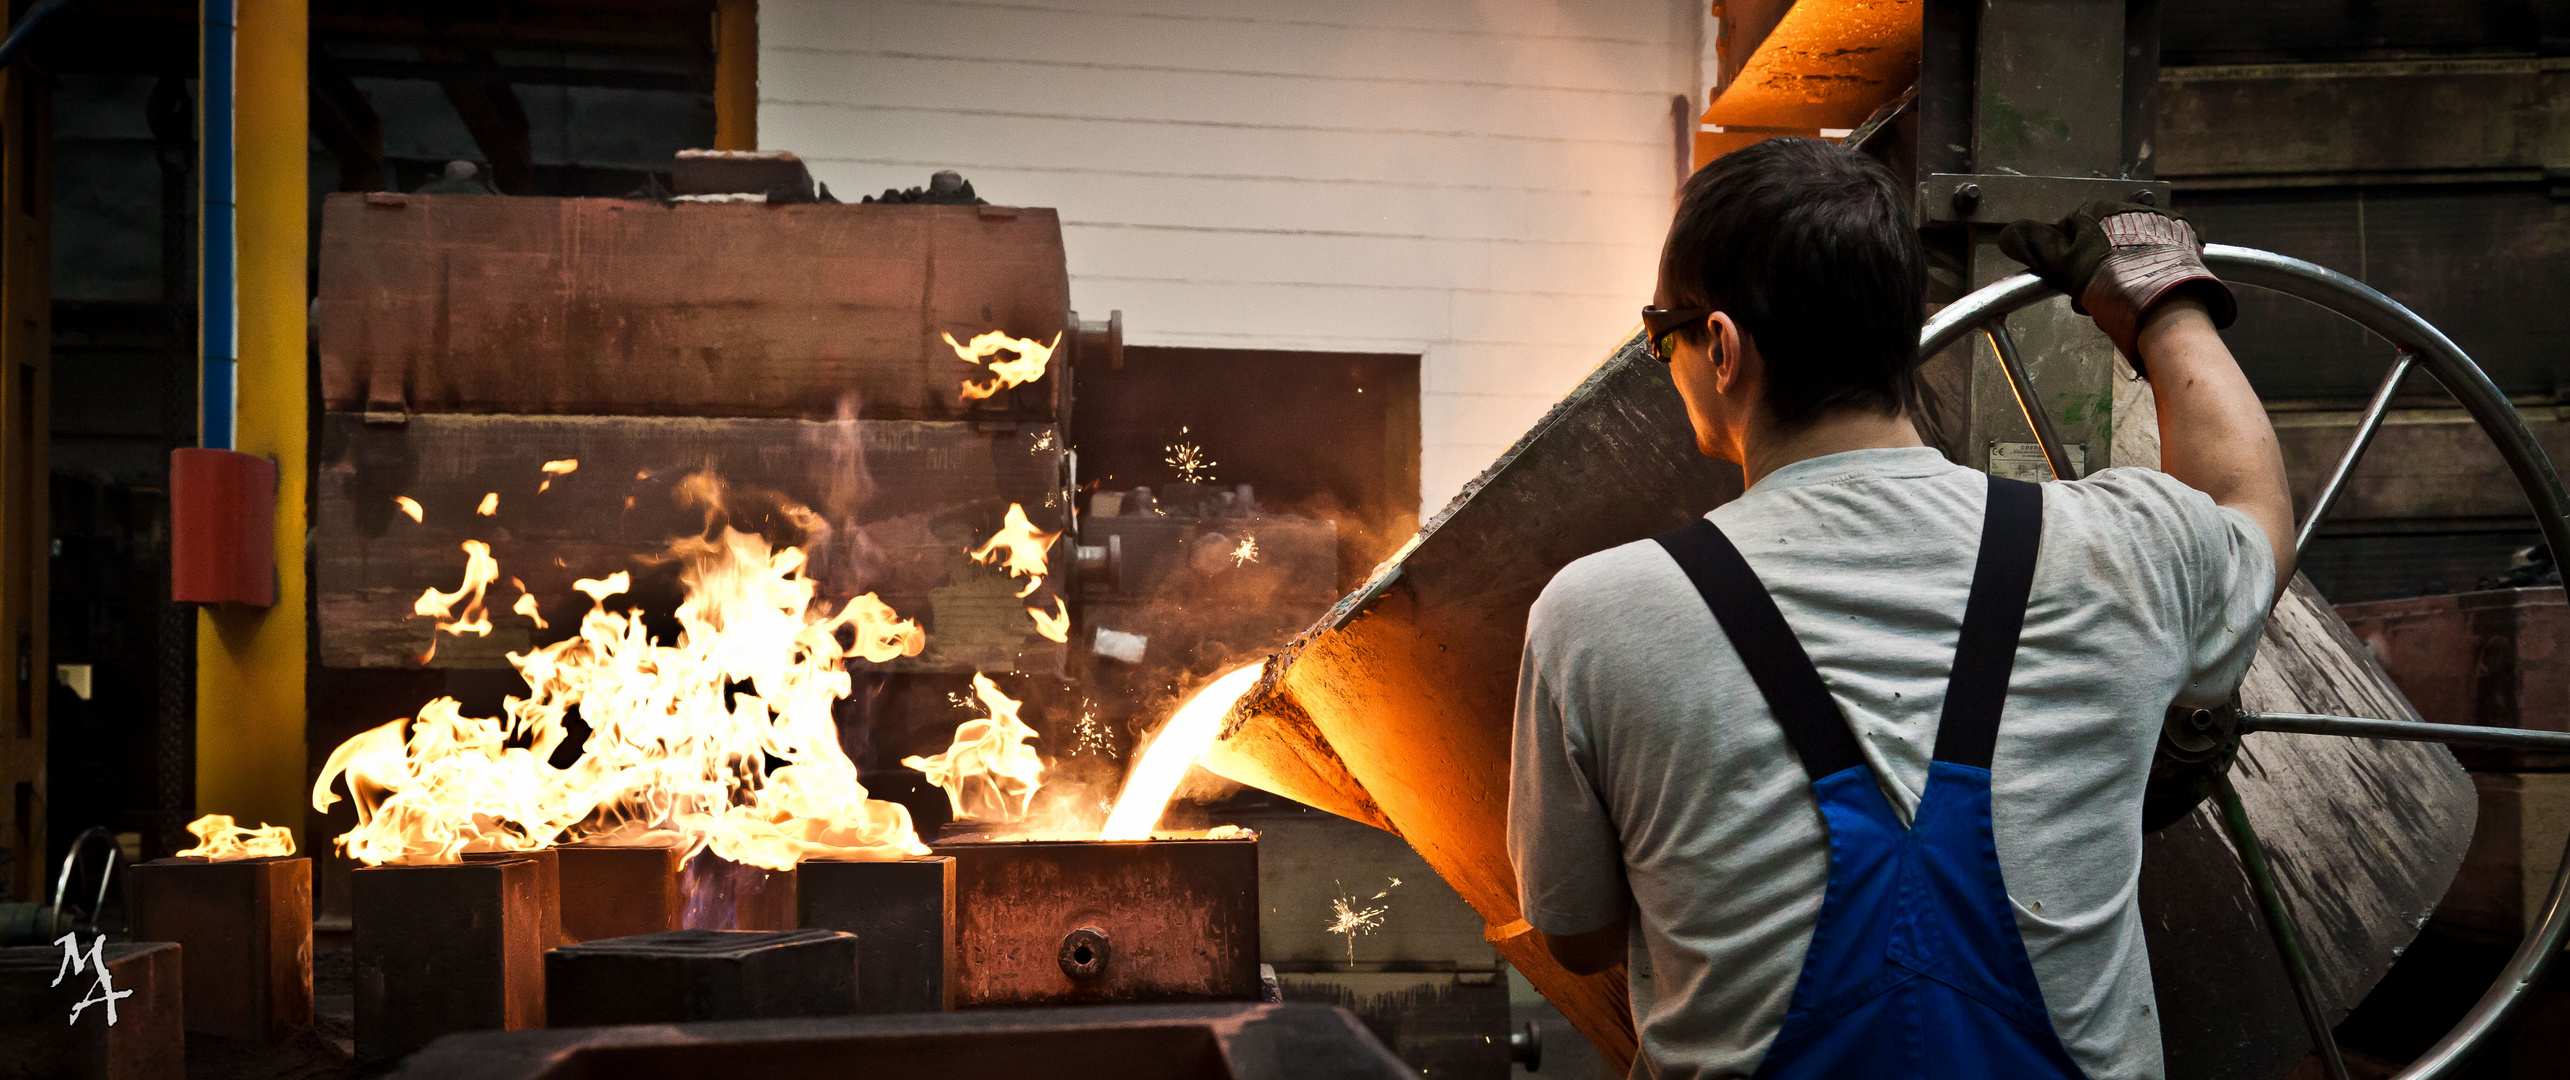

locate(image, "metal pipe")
[[2294, 351, 2415, 556], [1982, 318, 2075, 480], [2212, 771, 2352, 1080], [2240, 711, 2570, 754], [199, 0, 236, 450], [1925, 247, 2570, 1080]]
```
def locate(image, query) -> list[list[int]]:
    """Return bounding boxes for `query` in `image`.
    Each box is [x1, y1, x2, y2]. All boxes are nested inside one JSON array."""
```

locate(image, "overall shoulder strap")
[[1929, 475, 2046, 769], [1655, 519, 1867, 781]]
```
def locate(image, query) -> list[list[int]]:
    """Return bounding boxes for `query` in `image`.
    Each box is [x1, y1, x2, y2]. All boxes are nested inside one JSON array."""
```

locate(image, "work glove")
[[1997, 201, 2237, 378]]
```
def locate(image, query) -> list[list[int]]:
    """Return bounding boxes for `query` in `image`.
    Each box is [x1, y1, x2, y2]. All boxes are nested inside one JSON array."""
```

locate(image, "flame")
[[1028, 597, 1069, 643], [970, 503, 1061, 599], [314, 520, 933, 870], [175, 814, 296, 860], [413, 541, 500, 662], [477, 492, 499, 516], [510, 579, 548, 630], [539, 458, 579, 492], [902, 674, 1045, 822], [949, 330, 1059, 401], [394, 496, 424, 523], [1099, 663, 1263, 841]]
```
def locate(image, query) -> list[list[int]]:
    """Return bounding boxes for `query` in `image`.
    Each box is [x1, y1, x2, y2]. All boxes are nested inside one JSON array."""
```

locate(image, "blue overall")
[[1654, 475, 2089, 1080]]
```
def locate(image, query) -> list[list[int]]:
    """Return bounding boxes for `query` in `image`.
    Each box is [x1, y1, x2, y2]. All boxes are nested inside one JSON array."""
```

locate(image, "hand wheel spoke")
[[1981, 318, 2077, 481], [2211, 770, 2352, 1080], [2238, 711, 2570, 754], [2295, 350, 2416, 556]]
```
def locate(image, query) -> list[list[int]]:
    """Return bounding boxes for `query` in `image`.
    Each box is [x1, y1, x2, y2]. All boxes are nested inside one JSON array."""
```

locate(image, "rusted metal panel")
[[0, 941, 183, 1080], [316, 195, 1069, 422], [2438, 771, 2570, 941], [678, 854, 798, 932], [2157, 62, 2567, 185], [1702, 0, 1920, 131], [545, 929, 858, 1027], [352, 859, 547, 1064], [392, 1002, 1411, 1080], [555, 845, 683, 944], [463, 848, 561, 947], [2337, 587, 2570, 769], [930, 838, 1259, 1008], [797, 856, 957, 1014], [312, 412, 1068, 674], [123, 855, 314, 1042]]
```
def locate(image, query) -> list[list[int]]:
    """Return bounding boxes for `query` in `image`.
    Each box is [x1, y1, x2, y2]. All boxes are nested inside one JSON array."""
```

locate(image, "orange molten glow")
[[948, 330, 1059, 401], [539, 458, 579, 492], [412, 540, 500, 661], [1100, 663, 1263, 841], [1028, 597, 1069, 643], [510, 579, 548, 630], [970, 503, 1061, 599], [314, 520, 933, 870], [176, 814, 296, 860], [902, 674, 1046, 823]]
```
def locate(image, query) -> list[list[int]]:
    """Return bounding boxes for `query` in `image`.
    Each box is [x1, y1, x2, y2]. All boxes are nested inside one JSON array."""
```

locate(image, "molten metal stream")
[[1098, 664, 1264, 841]]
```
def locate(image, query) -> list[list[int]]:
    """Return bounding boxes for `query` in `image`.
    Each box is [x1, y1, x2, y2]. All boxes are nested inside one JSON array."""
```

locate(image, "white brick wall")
[[761, 0, 1702, 513]]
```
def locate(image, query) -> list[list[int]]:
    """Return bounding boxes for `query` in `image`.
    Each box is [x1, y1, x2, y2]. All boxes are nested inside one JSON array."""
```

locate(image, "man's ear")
[[1707, 312, 1745, 395]]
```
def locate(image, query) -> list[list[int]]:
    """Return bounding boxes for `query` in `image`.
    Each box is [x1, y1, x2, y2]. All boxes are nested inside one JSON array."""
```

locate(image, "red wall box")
[[171, 447, 276, 606]]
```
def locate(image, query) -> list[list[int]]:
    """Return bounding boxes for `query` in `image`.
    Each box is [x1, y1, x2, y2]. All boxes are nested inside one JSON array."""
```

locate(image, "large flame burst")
[[901, 673, 1045, 823], [313, 525, 931, 871]]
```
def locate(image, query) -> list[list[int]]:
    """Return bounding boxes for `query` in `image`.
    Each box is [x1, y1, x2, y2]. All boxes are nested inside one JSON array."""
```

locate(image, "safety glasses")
[[1640, 306, 1713, 365]]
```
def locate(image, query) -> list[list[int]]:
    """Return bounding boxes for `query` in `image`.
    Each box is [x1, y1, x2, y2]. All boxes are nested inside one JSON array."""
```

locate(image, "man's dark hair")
[[1661, 138, 1925, 426]]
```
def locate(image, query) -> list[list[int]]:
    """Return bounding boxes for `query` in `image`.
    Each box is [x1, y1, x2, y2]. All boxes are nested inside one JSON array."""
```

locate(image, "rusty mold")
[[124, 855, 314, 1042]]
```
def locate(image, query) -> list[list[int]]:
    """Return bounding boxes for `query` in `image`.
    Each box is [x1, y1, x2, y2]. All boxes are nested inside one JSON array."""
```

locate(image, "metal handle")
[[2294, 351, 2416, 556], [1983, 318, 2077, 481]]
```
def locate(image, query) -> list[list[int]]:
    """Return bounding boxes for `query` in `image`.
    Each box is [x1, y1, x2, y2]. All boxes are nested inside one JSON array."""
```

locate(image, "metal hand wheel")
[[1921, 245, 2570, 1080]]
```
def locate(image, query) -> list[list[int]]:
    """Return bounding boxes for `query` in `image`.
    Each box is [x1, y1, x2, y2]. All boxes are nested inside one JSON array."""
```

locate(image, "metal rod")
[[2211, 771, 2352, 1080], [2295, 351, 2416, 556], [1982, 318, 2076, 480], [2240, 711, 2570, 753]]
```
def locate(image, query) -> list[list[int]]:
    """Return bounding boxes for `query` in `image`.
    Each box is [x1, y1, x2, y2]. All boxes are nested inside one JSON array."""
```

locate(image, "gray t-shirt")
[[1508, 447, 2275, 1080]]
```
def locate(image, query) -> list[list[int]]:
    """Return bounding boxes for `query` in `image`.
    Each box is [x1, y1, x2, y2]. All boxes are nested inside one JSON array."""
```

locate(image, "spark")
[[393, 496, 424, 523], [1164, 427, 1217, 484], [1030, 430, 1055, 453], [1231, 535, 1259, 566], [1072, 706, 1114, 757], [1326, 876, 1403, 964], [477, 492, 498, 516]]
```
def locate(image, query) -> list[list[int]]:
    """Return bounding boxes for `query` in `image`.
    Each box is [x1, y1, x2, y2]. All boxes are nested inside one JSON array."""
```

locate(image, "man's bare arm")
[[1541, 911, 1630, 977], [2139, 297, 2298, 593]]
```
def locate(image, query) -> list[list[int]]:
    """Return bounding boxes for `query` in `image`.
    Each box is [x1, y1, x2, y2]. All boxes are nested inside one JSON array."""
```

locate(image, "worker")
[[1508, 137, 2287, 1080]]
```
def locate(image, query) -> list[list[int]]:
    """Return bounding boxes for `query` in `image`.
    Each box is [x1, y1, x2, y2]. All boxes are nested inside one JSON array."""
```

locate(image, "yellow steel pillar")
[[714, 0, 758, 150], [198, 0, 307, 845]]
